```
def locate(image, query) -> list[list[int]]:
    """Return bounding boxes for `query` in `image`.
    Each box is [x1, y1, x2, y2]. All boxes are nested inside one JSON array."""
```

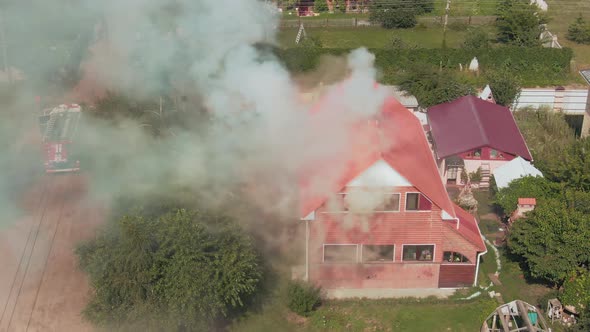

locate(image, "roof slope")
[[451, 203, 486, 251], [493, 156, 543, 189], [428, 95, 532, 160], [299, 94, 454, 219]]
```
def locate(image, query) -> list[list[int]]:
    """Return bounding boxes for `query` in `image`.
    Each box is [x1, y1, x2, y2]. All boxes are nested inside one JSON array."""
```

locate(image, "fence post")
[[354, 17, 357, 27]]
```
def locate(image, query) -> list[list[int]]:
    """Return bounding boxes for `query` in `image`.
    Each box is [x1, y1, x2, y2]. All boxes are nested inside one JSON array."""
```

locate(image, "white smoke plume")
[[0, 0, 392, 249]]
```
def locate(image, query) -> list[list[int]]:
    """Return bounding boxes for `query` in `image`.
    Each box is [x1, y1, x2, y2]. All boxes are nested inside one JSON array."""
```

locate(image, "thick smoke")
[[0, 0, 392, 251]]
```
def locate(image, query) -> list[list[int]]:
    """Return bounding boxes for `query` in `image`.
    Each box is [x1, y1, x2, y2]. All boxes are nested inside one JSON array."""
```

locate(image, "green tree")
[[399, 67, 475, 107], [507, 198, 590, 285], [496, 0, 548, 46], [561, 268, 590, 310], [77, 209, 263, 330], [485, 70, 521, 106], [369, 0, 418, 29], [314, 0, 329, 13], [494, 176, 560, 215], [567, 15, 590, 44]]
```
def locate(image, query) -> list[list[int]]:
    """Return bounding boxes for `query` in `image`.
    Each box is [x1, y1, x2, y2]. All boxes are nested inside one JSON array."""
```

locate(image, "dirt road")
[[0, 174, 104, 332]]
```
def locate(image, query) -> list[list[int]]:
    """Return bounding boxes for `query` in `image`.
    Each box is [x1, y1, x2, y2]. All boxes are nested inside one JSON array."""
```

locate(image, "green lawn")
[[277, 26, 476, 48], [232, 297, 497, 332], [545, 0, 590, 69]]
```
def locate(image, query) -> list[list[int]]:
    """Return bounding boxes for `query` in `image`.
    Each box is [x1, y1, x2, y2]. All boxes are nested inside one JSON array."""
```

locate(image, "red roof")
[[427, 96, 532, 160], [452, 203, 486, 251], [299, 93, 454, 219], [518, 198, 537, 205]]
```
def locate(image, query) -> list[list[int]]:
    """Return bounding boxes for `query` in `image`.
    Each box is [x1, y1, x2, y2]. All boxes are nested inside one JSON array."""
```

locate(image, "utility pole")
[[442, 0, 451, 48], [443, 0, 451, 33], [0, 9, 11, 83]]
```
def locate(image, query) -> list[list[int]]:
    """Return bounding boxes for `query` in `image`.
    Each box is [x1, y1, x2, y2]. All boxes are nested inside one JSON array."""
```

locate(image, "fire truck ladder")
[[42, 113, 58, 142]]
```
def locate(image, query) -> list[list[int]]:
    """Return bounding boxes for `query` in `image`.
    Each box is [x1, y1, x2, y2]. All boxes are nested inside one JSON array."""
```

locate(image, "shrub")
[[314, 0, 329, 13], [485, 69, 521, 106], [469, 167, 482, 183], [567, 15, 590, 44], [463, 27, 490, 49], [287, 281, 322, 317]]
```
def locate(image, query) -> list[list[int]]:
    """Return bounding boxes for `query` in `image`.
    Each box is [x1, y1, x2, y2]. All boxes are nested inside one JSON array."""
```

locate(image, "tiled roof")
[[518, 198, 537, 205], [299, 91, 453, 219]]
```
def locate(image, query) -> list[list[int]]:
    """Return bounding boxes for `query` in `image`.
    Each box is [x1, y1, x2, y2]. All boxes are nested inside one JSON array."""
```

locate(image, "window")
[[490, 149, 498, 159], [473, 148, 482, 158], [362, 245, 395, 262], [378, 194, 401, 211], [405, 193, 432, 211], [447, 166, 459, 180], [403, 245, 434, 262], [323, 245, 357, 263], [443, 251, 471, 263]]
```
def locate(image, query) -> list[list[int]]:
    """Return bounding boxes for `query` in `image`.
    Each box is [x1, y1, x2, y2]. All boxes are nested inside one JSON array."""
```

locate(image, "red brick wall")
[[308, 185, 476, 289]]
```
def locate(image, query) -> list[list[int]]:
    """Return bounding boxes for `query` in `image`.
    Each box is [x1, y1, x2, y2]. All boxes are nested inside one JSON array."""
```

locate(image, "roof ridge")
[[468, 96, 489, 146]]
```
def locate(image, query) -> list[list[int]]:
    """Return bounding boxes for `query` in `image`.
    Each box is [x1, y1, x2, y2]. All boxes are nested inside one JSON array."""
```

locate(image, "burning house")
[[298, 92, 486, 296]]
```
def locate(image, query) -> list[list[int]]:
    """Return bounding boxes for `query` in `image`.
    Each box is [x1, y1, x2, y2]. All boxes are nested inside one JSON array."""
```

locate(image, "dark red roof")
[[427, 95, 532, 160], [299, 93, 455, 219]]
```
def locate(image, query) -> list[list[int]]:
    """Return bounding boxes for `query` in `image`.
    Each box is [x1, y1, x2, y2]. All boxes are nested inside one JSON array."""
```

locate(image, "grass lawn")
[[431, 0, 499, 16], [277, 26, 472, 48], [545, 0, 590, 69], [232, 296, 497, 332]]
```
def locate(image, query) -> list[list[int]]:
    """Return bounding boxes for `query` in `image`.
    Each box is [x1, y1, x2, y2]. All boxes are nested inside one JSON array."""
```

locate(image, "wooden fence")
[[279, 16, 497, 29]]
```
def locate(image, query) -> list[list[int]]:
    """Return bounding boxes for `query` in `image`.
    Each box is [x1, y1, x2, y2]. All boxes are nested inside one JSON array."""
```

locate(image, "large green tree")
[[494, 175, 560, 215], [507, 198, 590, 285], [496, 0, 548, 46], [77, 208, 262, 330]]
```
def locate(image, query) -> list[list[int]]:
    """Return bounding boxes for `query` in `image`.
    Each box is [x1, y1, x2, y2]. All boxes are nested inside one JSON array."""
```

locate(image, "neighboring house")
[[510, 198, 537, 223], [479, 85, 495, 104], [385, 85, 420, 112], [493, 157, 543, 190], [299, 94, 486, 293], [427, 96, 533, 187], [513, 87, 590, 137]]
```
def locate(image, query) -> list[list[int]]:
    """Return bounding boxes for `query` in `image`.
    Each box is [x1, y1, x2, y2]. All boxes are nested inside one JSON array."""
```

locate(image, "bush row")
[[274, 47, 574, 86]]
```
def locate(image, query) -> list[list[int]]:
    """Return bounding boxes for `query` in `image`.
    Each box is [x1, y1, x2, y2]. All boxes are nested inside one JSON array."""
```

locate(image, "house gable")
[[346, 159, 411, 187]]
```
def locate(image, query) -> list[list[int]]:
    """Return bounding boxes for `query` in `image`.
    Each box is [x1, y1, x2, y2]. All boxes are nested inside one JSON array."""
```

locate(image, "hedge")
[[274, 47, 574, 86]]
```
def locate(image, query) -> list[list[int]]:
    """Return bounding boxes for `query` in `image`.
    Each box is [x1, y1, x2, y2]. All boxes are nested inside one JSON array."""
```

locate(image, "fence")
[[279, 16, 497, 29]]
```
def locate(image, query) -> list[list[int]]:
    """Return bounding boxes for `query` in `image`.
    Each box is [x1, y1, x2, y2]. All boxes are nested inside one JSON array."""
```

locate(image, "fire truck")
[[38, 104, 81, 173]]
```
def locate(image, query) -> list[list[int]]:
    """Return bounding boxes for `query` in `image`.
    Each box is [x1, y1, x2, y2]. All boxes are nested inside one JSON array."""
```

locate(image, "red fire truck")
[[38, 104, 81, 173]]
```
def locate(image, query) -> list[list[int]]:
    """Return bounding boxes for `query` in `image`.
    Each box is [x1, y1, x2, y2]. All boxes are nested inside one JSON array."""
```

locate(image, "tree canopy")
[[495, 0, 548, 46], [76, 208, 262, 331], [494, 176, 560, 215], [507, 198, 590, 285]]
